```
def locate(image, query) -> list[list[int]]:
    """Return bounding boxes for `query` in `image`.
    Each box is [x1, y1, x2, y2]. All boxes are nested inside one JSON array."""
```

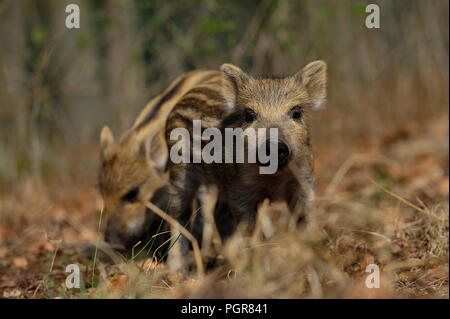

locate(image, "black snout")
[[277, 139, 290, 169], [258, 138, 291, 171], [104, 220, 126, 251]]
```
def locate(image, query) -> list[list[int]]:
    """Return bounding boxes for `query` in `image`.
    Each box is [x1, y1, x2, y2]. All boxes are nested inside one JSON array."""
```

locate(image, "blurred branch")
[[231, 0, 271, 63]]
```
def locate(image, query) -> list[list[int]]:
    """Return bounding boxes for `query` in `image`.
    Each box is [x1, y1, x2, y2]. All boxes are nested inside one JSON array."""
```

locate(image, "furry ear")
[[137, 132, 167, 176], [220, 63, 249, 109], [100, 126, 115, 157], [296, 60, 327, 109]]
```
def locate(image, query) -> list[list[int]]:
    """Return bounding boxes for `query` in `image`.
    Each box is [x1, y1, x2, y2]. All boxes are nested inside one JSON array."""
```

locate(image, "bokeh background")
[[0, 0, 448, 298], [0, 0, 447, 184]]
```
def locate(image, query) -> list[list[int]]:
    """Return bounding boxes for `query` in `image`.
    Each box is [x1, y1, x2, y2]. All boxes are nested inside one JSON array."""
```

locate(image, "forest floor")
[[0, 111, 448, 299]]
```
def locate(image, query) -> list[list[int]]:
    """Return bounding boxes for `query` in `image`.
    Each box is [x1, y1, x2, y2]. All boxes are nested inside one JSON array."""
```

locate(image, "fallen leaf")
[[168, 272, 183, 284], [0, 279, 16, 288], [0, 247, 7, 258], [111, 275, 128, 291], [3, 289, 22, 298], [27, 238, 55, 255], [360, 253, 375, 270], [437, 177, 449, 195], [12, 257, 28, 268], [61, 227, 79, 245]]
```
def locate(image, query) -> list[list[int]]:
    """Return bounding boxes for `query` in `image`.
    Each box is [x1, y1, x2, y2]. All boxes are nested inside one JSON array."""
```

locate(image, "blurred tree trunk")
[[0, 0, 26, 179], [105, 1, 144, 132]]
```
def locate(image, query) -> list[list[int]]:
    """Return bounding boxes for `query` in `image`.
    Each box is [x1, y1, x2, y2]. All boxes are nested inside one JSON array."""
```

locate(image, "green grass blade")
[[91, 206, 104, 289]]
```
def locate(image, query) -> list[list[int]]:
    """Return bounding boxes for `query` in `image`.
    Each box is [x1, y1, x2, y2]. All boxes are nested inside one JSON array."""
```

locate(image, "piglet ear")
[[295, 60, 327, 109], [136, 131, 167, 177], [220, 63, 249, 109], [100, 126, 115, 158]]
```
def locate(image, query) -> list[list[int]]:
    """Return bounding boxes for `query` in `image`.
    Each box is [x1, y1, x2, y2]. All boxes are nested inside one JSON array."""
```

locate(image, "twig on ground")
[[368, 178, 445, 221], [325, 154, 398, 196], [144, 201, 205, 278]]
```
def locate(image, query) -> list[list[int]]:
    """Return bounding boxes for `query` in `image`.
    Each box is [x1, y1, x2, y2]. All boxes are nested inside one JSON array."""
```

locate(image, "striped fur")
[[98, 69, 219, 255], [164, 62, 327, 265]]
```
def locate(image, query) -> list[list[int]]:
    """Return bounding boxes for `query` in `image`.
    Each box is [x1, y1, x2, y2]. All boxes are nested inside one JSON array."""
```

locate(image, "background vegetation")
[[0, 0, 448, 298]]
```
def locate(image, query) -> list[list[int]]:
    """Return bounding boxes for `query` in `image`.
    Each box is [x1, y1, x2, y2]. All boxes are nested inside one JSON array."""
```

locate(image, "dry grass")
[[0, 111, 447, 299], [0, 0, 448, 300]]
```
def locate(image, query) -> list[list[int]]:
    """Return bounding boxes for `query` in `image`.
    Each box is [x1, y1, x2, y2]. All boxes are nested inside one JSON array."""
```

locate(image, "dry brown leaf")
[[360, 253, 375, 270], [61, 227, 80, 245], [27, 238, 55, 254], [111, 275, 128, 291], [168, 272, 183, 284], [437, 177, 449, 195], [12, 257, 28, 268], [3, 289, 22, 298], [0, 247, 7, 258], [0, 278, 16, 288]]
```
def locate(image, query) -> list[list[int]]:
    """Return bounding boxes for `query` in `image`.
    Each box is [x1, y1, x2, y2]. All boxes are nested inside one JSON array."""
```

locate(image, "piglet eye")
[[122, 187, 139, 203], [244, 108, 256, 123], [291, 106, 303, 121]]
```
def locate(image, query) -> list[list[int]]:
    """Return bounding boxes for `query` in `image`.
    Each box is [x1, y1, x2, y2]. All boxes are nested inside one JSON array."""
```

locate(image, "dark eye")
[[290, 106, 303, 121], [122, 187, 139, 203], [244, 108, 256, 123]]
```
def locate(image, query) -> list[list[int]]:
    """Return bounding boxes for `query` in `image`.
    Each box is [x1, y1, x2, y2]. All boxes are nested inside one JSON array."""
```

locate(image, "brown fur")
[[165, 61, 327, 250], [99, 70, 220, 253]]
